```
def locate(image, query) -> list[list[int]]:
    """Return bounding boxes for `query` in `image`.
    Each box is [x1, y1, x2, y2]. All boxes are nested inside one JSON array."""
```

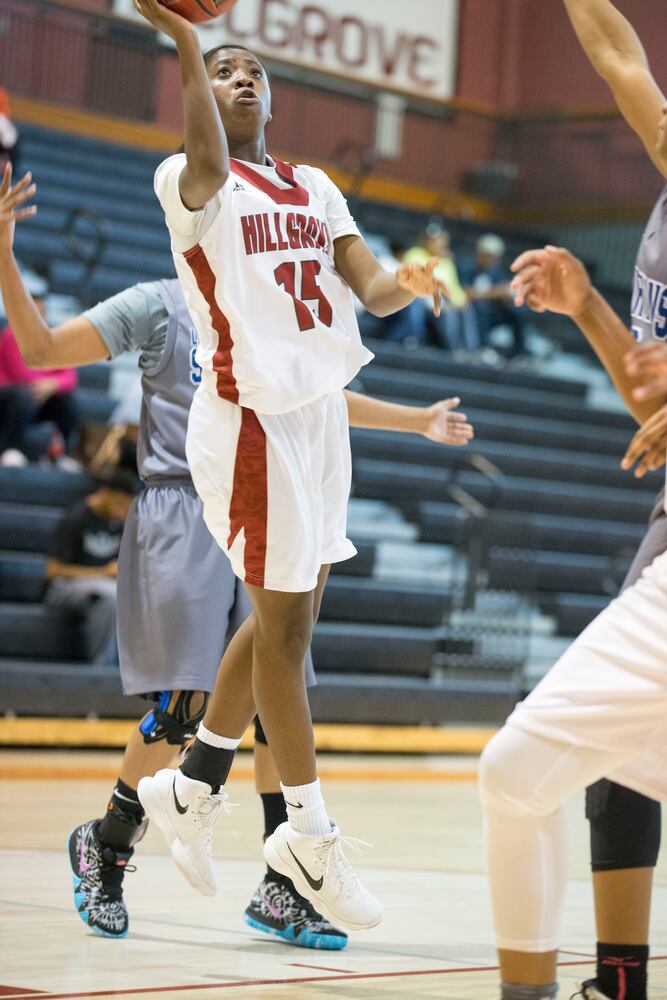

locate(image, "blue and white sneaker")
[[68, 820, 134, 938], [244, 874, 348, 950]]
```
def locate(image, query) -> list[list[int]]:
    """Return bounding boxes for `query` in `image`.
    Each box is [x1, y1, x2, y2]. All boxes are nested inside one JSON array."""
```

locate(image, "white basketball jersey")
[[155, 153, 373, 414]]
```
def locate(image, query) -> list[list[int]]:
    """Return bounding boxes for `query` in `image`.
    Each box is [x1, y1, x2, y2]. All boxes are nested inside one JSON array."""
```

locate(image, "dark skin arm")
[[334, 235, 447, 318], [134, 0, 229, 209], [563, 0, 666, 176], [510, 246, 661, 425]]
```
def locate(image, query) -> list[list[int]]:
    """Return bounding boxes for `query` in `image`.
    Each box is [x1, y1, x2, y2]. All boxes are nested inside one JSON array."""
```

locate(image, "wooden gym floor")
[[2, 749, 666, 1000]]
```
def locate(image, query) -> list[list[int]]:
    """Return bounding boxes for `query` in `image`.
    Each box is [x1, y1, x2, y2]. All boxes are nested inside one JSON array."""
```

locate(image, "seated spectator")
[[403, 226, 479, 354], [44, 467, 139, 666], [0, 89, 19, 171], [0, 293, 81, 464], [458, 234, 530, 359]]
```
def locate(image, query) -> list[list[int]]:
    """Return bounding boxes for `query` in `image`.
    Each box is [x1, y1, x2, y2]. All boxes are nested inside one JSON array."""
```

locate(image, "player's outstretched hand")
[[624, 341, 667, 403], [133, 0, 194, 41], [421, 398, 474, 447], [0, 163, 37, 253], [510, 245, 592, 317], [621, 404, 667, 478], [397, 258, 449, 317]]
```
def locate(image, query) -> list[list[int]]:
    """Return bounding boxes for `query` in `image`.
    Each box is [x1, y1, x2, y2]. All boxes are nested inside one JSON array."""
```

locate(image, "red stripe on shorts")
[[228, 408, 268, 588], [183, 244, 239, 404]]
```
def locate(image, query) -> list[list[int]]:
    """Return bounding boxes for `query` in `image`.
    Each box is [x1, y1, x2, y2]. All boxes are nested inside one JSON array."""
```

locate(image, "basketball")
[[158, 0, 237, 24]]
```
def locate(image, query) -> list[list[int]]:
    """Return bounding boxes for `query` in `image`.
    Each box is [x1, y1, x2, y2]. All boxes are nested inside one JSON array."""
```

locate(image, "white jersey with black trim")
[[154, 153, 373, 415]]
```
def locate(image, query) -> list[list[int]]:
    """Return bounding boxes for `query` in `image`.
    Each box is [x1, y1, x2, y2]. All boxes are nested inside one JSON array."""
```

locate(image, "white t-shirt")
[[154, 153, 373, 414]]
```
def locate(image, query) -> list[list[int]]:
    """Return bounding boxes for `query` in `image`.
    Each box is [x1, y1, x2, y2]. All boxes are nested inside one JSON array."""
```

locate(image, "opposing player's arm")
[[344, 389, 473, 446], [0, 175, 109, 367], [563, 0, 666, 175], [511, 246, 662, 424], [134, 0, 228, 208], [334, 235, 447, 317]]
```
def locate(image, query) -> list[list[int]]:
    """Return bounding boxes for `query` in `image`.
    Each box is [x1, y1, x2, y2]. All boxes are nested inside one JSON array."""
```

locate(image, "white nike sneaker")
[[137, 769, 229, 896], [263, 822, 383, 932]]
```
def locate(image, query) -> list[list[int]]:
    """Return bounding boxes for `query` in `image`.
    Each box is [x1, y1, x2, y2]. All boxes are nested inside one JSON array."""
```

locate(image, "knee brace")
[[586, 779, 661, 871], [139, 690, 208, 746], [254, 715, 268, 746]]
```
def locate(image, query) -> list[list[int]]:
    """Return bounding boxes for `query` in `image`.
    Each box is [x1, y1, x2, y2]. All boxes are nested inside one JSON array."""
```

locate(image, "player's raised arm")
[[563, 0, 666, 175], [334, 235, 447, 318], [134, 0, 229, 208], [0, 164, 109, 367], [511, 245, 662, 424]]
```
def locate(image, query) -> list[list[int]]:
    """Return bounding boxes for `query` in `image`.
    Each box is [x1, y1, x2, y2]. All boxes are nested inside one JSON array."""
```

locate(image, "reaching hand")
[[396, 258, 449, 317], [510, 245, 593, 317], [421, 398, 474, 447], [133, 0, 194, 41], [0, 163, 37, 254], [621, 405, 667, 478], [624, 340, 667, 403]]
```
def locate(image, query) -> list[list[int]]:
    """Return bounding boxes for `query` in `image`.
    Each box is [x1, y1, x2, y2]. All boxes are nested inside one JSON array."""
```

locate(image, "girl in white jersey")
[[133, 0, 452, 931]]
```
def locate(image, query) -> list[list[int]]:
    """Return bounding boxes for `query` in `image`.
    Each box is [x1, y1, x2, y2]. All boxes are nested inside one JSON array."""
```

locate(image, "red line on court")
[[0, 990, 46, 997], [8, 958, 667, 1000]]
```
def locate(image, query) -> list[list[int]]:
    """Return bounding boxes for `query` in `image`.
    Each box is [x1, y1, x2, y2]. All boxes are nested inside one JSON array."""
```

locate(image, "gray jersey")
[[86, 279, 199, 479], [632, 185, 667, 344], [632, 186, 667, 512]]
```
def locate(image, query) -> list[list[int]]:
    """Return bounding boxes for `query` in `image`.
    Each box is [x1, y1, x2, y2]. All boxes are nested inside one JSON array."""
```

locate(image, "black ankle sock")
[[97, 778, 146, 851], [180, 737, 236, 791], [261, 792, 288, 838], [596, 942, 649, 1000], [261, 792, 288, 878]]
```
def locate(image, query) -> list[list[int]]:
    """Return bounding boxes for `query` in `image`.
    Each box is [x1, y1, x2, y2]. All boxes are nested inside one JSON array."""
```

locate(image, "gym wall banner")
[[113, 0, 460, 102]]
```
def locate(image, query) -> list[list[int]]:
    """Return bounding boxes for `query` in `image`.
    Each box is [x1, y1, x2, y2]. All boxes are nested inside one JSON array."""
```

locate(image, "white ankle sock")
[[197, 724, 241, 750], [280, 778, 331, 836]]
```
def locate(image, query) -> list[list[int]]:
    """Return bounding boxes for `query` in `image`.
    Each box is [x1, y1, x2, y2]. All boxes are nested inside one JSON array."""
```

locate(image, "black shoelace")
[[99, 849, 136, 903]]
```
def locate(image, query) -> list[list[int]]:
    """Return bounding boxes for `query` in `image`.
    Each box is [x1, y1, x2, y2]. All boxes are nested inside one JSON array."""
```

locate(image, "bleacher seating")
[[1, 122, 657, 726]]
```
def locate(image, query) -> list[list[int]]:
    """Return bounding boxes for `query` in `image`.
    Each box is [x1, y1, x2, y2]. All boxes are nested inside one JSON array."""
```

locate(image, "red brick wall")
[[456, 0, 667, 111]]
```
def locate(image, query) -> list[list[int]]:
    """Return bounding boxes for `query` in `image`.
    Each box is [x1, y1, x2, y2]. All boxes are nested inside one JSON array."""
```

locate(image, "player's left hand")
[[421, 398, 474, 447], [624, 341, 667, 403], [621, 404, 667, 478], [397, 258, 449, 316]]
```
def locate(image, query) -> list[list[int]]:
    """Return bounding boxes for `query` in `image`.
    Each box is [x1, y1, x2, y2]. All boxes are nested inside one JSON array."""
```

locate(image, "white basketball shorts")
[[186, 385, 356, 593], [507, 545, 667, 802]]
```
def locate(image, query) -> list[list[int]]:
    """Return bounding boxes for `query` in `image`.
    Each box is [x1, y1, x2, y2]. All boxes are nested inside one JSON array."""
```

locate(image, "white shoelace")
[[192, 791, 238, 849], [315, 834, 373, 898]]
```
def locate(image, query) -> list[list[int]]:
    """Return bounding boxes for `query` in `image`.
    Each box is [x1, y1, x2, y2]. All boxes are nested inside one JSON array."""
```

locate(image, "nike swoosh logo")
[[284, 800, 304, 809], [172, 778, 189, 815], [287, 843, 323, 892]]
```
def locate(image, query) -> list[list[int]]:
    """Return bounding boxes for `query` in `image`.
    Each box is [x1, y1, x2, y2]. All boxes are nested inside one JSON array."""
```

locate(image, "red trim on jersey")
[[230, 157, 310, 206], [183, 244, 239, 404], [228, 408, 268, 588]]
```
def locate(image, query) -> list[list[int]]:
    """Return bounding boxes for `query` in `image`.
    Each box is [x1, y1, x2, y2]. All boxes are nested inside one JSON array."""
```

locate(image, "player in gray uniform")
[[493, 5, 667, 998], [0, 166, 474, 942]]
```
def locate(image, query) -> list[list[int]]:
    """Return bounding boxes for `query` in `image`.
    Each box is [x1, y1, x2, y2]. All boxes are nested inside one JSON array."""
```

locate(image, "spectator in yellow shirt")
[[403, 226, 480, 353]]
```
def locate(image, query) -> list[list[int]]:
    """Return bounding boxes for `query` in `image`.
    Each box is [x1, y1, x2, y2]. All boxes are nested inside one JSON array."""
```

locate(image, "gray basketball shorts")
[[116, 479, 316, 697], [621, 490, 667, 592]]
